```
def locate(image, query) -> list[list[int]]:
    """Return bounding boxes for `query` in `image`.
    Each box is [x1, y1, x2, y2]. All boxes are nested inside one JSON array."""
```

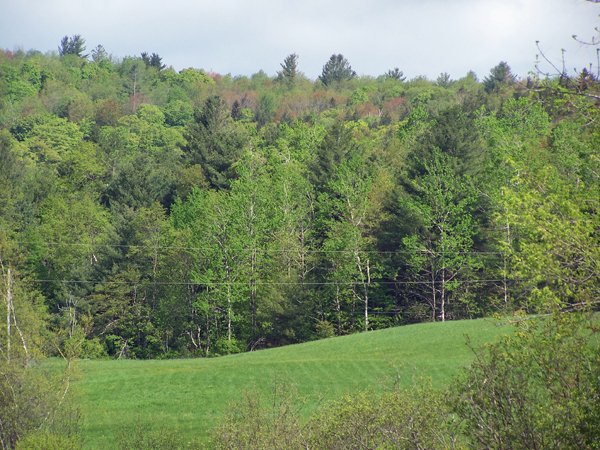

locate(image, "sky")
[[0, 0, 598, 81]]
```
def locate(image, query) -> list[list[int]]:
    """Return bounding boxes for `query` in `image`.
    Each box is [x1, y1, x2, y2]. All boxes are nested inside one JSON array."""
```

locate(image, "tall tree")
[[385, 67, 406, 81], [483, 61, 516, 93], [319, 152, 377, 333], [319, 54, 356, 86], [58, 34, 87, 58], [90, 44, 109, 63], [277, 53, 300, 88], [171, 188, 249, 354], [400, 149, 481, 321], [141, 52, 166, 71], [184, 95, 248, 190]]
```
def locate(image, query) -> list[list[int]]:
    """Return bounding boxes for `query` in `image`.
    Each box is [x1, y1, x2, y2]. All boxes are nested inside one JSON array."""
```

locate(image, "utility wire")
[[12, 240, 507, 255], [25, 278, 536, 286]]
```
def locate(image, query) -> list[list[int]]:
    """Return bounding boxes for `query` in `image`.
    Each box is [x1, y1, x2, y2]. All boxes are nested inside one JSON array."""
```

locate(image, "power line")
[[25, 278, 534, 287], [12, 240, 506, 255]]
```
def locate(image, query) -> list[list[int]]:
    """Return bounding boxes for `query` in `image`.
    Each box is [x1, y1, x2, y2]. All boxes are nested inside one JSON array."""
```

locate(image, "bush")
[[0, 359, 80, 449], [307, 385, 459, 449], [16, 431, 80, 450], [213, 384, 304, 450], [455, 312, 600, 449], [213, 382, 458, 450], [116, 426, 191, 450]]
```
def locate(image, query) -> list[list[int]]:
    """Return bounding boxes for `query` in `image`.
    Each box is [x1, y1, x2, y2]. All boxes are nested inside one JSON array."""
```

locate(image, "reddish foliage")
[[207, 72, 222, 82], [95, 99, 125, 126], [382, 96, 408, 121], [273, 92, 312, 122], [0, 49, 14, 60], [355, 102, 380, 118]]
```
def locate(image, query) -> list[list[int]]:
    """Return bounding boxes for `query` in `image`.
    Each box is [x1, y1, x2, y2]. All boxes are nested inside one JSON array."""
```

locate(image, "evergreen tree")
[[319, 54, 356, 86], [184, 96, 248, 190], [141, 52, 166, 71], [385, 67, 406, 81], [90, 44, 109, 63], [277, 53, 299, 88], [483, 61, 516, 93], [58, 34, 87, 58]]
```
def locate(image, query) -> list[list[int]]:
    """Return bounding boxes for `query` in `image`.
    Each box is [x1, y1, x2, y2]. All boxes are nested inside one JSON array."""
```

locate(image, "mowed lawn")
[[74, 318, 511, 448]]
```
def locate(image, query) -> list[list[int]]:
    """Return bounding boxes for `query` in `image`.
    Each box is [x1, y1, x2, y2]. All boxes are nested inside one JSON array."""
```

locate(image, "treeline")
[[0, 42, 598, 359]]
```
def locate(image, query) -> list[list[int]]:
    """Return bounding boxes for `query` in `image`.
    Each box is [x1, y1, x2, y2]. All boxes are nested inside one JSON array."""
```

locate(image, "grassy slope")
[[75, 318, 510, 448]]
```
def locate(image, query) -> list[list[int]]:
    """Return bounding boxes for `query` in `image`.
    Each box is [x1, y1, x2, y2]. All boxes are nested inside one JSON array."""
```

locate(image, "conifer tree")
[[319, 54, 356, 86]]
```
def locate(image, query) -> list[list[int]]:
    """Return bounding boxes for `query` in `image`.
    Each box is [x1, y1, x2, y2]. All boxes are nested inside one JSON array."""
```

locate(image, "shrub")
[[0, 359, 80, 449], [307, 385, 459, 449], [16, 431, 80, 450], [212, 383, 305, 450], [213, 381, 459, 450], [116, 426, 190, 450], [454, 312, 600, 449]]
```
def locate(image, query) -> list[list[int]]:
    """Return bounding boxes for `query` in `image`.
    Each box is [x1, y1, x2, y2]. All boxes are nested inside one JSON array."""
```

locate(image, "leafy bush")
[[455, 312, 600, 449], [213, 382, 459, 449], [116, 426, 191, 450], [0, 359, 80, 449], [16, 431, 80, 450], [307, 385, 459, 449], [213, 384, 304, 450]]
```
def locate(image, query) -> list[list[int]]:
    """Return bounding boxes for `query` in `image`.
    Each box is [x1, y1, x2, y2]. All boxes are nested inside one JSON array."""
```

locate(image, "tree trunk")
[[250, 247, 257, 339], [441, 267, 446, 322], [335, 283, 342, 334], [227, 283, 232, 343], [6, 267, 11, 361], [503, 215, 511, 306], [364, 259, 370, 332], [430, 267, 436, 322]]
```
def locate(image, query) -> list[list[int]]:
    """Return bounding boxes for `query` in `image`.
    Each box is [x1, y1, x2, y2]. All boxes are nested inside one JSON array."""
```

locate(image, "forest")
[[0, 30, 598, 448], [0, 35, 598, 360]]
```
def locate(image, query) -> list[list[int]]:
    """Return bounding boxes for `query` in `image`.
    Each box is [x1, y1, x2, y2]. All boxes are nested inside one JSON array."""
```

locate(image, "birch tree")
[[401, 148, 481, 321]]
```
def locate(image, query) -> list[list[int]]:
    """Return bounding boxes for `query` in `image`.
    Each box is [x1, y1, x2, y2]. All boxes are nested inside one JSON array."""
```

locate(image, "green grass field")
[[74, 318, 511, 448]]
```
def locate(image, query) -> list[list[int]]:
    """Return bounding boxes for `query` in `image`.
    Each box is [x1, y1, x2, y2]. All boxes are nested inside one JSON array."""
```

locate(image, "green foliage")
[[276, 53, 300, 88], [455, 312, 600, 449], [0, 39, 597, 450], [90, 45, 109, 64], [483, 61, 516, 93], [116, 417, 195, 449], [140, 52, 166, 71], [307, 385, 458, 449], [0, 267, 80, 447], [384, 67, 405, 81], [58, 35, 87, 58], [319, 54, 356, 86], [184, 95, 248, 189], [400, 148, 482, 320], [176, 67, 214, 87], [0, 41, 597, 363], [163, 99, 193, 126], [15, 431, 80, 450], [213, 384, 304, 450]]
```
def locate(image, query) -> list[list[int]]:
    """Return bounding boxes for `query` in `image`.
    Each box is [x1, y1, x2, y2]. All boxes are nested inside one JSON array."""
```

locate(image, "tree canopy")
[[0, 37, 597, 362]]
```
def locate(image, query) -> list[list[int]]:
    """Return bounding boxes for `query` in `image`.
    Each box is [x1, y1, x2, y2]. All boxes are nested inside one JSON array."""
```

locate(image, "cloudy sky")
[[0, 0, 598, 80]]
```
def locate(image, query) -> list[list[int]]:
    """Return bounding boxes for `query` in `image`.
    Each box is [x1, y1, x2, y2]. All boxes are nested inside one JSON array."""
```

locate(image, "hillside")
[[1, 48, 597, 361], [75, 318, 510, 448], [1, 41, 598, 449]]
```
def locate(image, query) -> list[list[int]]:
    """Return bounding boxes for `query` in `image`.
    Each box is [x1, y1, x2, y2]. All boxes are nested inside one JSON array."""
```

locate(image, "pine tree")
[[58, 34, 87, 58], [277, 53, 299, 88], [319, 54, 356, 86]]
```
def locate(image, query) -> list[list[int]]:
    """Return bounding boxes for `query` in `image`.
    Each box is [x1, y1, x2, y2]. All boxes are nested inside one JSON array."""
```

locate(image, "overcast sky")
[[0, 0, 598, 80]]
